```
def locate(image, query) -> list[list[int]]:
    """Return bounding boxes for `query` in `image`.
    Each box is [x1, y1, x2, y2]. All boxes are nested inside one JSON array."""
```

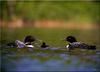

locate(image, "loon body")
[[65, 36, 96, 51], [15, 40, 34, 48], [6, 35, 35, 48], [15, 40, 25, 48], [6, 42, 17, 48]]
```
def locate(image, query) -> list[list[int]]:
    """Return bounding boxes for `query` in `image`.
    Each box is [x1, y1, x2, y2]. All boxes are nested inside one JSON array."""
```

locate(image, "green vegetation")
[[0, 1, 100, 23]]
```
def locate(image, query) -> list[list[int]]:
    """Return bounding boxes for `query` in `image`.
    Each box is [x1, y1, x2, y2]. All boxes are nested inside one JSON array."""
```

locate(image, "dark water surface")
[[1, 48, 100, 71], [1, 28, 100, 71]]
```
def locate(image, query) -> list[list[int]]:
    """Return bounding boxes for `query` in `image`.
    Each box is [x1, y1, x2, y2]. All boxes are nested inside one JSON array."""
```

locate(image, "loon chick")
[[65, 36, 96, 51], [41, 42, 49, 49]]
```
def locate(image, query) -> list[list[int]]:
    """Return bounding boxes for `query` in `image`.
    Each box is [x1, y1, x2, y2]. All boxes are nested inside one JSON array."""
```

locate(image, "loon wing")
[[15, 40, 25, 48]]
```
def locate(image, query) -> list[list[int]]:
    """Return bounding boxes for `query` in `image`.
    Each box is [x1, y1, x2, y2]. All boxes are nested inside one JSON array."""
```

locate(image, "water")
[[1, 48, 100, 71], [1, 28, 100, 71]]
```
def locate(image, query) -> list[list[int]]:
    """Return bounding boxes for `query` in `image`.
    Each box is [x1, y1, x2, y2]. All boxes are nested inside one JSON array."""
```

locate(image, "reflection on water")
[[1, 48, 100, 71]]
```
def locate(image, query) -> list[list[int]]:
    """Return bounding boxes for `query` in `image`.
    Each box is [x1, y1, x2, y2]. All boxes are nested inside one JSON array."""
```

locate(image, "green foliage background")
[[0, 1, 100, 23]]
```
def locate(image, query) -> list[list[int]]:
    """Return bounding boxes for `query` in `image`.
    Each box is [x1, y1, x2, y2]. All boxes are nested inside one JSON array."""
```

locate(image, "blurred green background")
[[0, 0, 100, 23]]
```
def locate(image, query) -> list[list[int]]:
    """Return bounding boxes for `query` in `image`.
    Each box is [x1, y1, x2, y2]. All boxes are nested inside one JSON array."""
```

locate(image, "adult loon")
[[16, 35, 36, 48], [65, 36, 96, 51], [6, 35, 35, 48]]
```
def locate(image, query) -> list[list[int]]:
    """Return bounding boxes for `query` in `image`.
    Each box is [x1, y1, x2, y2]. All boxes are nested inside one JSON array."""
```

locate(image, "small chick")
[[41, 42, 49, 49]]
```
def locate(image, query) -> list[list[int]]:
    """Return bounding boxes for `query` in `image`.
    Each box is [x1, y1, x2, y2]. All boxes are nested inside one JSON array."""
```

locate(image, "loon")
[[40, 42, 59, 50], [6, 35, 35, 48], [24, 35, 36, 44], [16, 35, 36, 48], [41, 42, 49, 49], [15, 40, 34, 48], [6, 41, 17, 48], [65, 36, 96, 51]]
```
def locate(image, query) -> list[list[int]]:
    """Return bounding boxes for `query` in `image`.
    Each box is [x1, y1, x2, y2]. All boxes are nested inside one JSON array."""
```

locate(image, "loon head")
[[41, 42, 49, 48], [24, 35, 36, 44], [42, 42, 46, 45], [66, 36, 77, 43]]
